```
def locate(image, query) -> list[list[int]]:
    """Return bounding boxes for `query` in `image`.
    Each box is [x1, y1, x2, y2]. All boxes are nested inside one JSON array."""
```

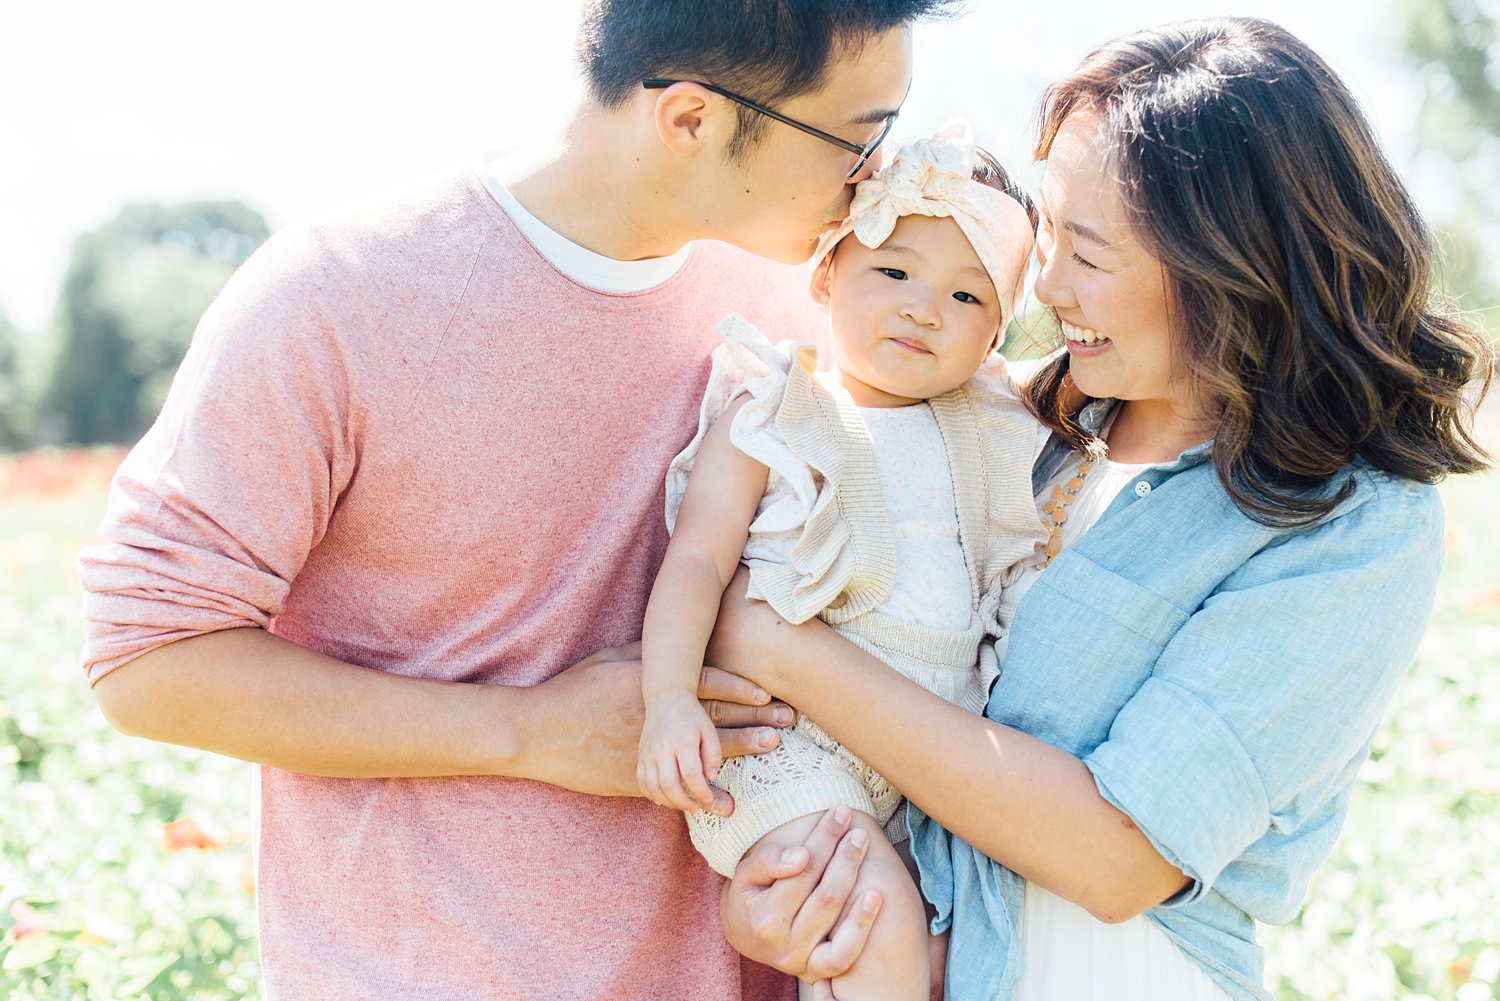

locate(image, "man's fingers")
[[698, 665, 770, 706], [704, 700, 795, 729], [718, 726, 783, 759], [805, 890, 882, 981]]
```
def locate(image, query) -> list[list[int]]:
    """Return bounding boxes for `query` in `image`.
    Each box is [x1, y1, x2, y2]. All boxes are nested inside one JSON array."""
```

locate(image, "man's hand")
[[513, 643, 791, 808], [721, 806, 882, 983]]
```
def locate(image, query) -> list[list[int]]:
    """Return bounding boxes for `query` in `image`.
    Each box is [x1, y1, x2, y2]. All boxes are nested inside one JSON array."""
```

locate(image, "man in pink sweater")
[[79, 1, 953, 998]]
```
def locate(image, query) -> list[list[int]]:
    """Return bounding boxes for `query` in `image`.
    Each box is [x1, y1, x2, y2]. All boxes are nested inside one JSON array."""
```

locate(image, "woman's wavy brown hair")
[[1026, 17, 1493, 525]]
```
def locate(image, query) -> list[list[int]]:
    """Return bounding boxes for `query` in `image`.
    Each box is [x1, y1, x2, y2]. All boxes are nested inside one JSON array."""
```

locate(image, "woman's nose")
[[1032, 255, 1076, 309]]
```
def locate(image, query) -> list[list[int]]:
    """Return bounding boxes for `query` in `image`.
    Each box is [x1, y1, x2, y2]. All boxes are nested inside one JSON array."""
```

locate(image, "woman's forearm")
[[710, 588, 1188, 921]]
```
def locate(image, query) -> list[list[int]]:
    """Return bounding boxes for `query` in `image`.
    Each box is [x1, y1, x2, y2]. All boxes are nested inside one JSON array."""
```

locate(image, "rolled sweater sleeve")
[[1083, 475, 1444, 914], [78, 228, 361, 685]]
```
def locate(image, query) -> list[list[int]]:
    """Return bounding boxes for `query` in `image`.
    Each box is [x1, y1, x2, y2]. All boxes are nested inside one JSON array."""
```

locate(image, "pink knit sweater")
[[79, 166, 825, 1000]]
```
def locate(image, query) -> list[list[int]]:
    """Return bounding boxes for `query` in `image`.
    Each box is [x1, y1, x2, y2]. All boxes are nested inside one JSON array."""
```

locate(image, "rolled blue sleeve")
[[1083, 475, 1444, 912]]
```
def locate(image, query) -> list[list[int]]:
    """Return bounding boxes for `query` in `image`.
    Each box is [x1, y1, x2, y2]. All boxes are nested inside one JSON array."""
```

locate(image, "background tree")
[[0, 309, 27, 450], [1399, 0, 1500, 327], [38, 201, 269, 445]]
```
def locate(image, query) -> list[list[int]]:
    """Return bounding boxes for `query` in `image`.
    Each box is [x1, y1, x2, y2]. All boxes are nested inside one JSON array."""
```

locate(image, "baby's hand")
[[638, 693, 725, 814]]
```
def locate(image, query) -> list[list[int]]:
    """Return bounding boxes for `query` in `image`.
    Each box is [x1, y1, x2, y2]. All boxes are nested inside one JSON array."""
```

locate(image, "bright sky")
[[2, 1, 1411, 335]]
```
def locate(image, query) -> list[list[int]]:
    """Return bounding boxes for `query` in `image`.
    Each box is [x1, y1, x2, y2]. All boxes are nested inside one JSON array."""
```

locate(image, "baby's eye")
[[953, 291, 980, 304], [879, 268, 908, 280]]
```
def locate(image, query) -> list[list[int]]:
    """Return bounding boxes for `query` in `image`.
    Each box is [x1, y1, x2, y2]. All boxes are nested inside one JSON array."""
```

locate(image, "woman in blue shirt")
[[710, 16, 1494, 1001]]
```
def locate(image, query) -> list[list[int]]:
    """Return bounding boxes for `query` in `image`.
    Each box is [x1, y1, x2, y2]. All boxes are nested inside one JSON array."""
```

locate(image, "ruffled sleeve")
[[664, 312, 826, 535], [664, 313, 897, 626]]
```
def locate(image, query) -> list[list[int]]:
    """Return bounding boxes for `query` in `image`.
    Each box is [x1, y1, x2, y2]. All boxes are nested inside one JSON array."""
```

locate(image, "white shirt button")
[[1134, 481, 1152, 497]]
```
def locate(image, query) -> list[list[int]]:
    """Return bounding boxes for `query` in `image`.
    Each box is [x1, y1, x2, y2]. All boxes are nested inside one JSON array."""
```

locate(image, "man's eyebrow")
[[848, 107, 900, 127], [845, 82, 911, 127]]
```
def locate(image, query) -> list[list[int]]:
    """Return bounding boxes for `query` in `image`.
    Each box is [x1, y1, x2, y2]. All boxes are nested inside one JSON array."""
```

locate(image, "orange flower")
[[236, 852, 256, 897], [9, 901, 45, 940], [1465, 590, 1500, 613], [162, 816, 227, 852]]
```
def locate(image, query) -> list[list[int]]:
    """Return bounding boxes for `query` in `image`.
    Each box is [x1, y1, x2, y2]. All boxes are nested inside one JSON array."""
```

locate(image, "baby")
[[639, 122, 1044, 1000]]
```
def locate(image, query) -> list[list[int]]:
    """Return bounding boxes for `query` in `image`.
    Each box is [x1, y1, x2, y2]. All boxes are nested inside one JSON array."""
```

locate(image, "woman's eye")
[[1072, 253, 1100, 271], [879, 268, 908, 280]]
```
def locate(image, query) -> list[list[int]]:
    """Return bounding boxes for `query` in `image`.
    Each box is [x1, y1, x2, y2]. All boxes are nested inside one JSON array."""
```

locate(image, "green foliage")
[[38, 202, 268, 446], [1261, 417, 1500, 999], [1398, 0, 1500, 324], [0, 311, 27, 450], [0, 454, 259, 999]]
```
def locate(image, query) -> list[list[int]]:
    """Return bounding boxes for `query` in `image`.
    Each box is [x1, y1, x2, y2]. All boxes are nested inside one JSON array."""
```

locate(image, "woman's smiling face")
[[1033, 110, 1187, 414]]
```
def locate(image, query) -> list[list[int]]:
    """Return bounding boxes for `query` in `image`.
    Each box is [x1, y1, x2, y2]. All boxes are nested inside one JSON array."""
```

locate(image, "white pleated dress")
[[996, 453, 1235, 1001]]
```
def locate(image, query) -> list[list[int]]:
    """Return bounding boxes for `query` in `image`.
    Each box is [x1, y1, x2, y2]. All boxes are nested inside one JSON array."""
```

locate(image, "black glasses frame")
[[643, 78, 894, 179]]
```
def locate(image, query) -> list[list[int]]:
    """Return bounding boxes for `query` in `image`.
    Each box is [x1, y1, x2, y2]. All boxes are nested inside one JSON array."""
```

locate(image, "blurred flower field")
[[1, 422, 1497, 999]]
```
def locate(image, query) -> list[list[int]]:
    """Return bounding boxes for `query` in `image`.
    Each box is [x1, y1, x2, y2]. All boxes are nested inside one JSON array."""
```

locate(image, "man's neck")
[[489, 103, 697, 263]]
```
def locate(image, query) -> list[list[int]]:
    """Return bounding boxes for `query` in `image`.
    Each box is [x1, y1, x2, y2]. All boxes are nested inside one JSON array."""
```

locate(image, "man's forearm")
[[93, 627, 789, 797], [92, 627, 532, 779]]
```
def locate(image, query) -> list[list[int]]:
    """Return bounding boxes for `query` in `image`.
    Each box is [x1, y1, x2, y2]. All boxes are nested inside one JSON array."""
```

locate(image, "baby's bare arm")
[[639, 396, 771, 810]]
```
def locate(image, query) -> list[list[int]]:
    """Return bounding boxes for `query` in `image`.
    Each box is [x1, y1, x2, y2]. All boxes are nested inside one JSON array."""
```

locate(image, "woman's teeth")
[[1062, 320, 1108, 344]]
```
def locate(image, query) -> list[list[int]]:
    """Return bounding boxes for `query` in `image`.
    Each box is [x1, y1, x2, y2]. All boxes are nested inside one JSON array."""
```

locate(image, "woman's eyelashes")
[[1040, 209, 1102, 273]]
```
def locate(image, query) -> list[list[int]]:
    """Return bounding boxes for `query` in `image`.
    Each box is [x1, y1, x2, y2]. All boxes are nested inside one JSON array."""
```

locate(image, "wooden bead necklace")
[[1033, 453, 1095, 568]]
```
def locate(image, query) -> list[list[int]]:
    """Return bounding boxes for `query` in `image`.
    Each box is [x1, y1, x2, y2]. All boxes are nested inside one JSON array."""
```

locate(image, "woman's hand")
[[638, 692, 724, 813], [721, 806, 883, 984]]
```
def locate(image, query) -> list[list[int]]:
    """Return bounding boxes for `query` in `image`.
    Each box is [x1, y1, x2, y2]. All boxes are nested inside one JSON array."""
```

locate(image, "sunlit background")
[[2, 2, 1497, 999]]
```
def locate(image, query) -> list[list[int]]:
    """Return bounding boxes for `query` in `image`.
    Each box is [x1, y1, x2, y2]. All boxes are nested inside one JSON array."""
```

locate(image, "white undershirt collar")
[[479, 154, 691, 293]]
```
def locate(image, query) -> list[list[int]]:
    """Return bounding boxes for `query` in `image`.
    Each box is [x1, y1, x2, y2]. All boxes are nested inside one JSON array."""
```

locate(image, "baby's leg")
[[895, 838, 947, 1001], [750, 811, 929, 1001]]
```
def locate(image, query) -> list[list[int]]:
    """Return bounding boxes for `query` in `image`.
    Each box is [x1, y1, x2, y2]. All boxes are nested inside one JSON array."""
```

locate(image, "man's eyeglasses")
[[643, 79, 895, 179]]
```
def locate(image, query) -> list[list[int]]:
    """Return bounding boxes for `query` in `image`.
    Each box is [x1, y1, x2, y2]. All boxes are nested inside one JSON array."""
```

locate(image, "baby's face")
[[819, 214, 1003, 408]]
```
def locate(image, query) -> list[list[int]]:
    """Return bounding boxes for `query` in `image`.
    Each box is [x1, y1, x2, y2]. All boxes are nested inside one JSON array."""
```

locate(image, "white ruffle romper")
[[665, 315, 1045, 877]]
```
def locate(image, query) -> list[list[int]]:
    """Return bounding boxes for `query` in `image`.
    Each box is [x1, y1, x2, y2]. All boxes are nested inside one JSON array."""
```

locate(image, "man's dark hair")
[[577, 0, 957, 158]]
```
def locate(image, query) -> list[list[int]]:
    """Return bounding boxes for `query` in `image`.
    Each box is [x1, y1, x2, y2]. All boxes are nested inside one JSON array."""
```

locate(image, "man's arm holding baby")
[[94, 630, 788, 796]]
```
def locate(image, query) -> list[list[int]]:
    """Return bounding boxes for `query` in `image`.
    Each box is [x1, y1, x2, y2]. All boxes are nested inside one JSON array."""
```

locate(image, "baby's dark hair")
[[970, 146, 1037, 230]]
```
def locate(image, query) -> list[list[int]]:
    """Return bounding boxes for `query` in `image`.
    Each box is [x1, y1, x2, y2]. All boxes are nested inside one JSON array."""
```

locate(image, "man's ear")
[[650, 82, 725, 159], [809, 250, 837, 307]]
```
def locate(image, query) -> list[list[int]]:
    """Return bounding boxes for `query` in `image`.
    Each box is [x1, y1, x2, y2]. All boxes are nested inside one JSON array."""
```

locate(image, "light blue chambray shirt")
[[910, 401, 1446, 1001]]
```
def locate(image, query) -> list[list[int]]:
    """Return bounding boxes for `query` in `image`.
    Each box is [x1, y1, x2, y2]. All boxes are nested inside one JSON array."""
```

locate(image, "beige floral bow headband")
[[811, 119, 1035, 330]]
